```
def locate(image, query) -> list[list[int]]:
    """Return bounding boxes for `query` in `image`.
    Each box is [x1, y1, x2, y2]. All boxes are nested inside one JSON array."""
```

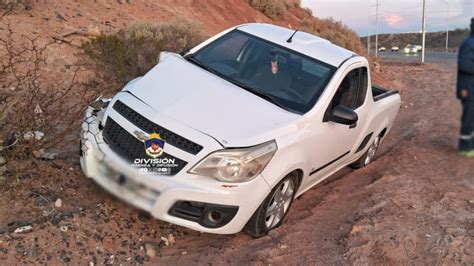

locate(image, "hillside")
[[361, 28, 470, 50], [0, 0, 366, 63]]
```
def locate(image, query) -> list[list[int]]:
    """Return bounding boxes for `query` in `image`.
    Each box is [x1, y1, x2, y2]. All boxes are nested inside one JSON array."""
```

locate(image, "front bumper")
[[80, 108, 271, 234]]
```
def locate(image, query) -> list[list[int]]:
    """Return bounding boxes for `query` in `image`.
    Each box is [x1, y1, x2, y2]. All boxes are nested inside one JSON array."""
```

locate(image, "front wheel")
[[244, 173, 298, 238], [350, 136, 381, 169]]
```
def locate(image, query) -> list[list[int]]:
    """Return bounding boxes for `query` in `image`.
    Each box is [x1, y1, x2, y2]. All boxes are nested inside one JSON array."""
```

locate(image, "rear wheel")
[[244, 173, 298, 238], [350, 136, 381, 169]]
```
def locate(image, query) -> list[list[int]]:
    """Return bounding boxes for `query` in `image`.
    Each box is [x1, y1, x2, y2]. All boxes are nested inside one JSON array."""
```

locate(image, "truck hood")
[[123, 54, 300, 147]]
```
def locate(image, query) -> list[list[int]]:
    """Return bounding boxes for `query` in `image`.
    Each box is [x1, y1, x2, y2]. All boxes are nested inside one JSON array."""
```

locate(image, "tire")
[[350, 135, 381, 169], [244, 173, 298, 238]]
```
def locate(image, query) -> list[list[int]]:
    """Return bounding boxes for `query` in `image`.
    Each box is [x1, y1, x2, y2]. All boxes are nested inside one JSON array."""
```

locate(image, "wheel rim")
[[365, 136, 380, 165], [265, 179, 295, 229]]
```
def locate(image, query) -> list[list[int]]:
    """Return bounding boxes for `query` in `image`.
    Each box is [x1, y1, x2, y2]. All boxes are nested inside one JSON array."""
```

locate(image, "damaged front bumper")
[[79, 106, 270, 234]]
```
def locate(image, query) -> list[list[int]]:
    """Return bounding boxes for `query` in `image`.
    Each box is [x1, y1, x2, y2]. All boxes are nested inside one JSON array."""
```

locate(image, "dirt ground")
[[1, 58, 473, 264]]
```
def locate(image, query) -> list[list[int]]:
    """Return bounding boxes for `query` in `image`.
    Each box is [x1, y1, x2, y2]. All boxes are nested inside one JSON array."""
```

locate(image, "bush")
[[302, 17, 366, 56], [0, 20, 100, 163], [247, 0, 300, 19], [1, 0, 32, 10], [82, 18, 207, 85]]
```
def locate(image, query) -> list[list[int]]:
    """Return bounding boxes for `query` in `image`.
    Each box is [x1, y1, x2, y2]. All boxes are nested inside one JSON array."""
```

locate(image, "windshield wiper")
[[227, 78, 295, 113], [185, 56, 226, 79]]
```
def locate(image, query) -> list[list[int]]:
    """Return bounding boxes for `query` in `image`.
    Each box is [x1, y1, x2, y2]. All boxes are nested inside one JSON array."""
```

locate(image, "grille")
[[102, 118, 187, 176], [113, 100, 203, 155]]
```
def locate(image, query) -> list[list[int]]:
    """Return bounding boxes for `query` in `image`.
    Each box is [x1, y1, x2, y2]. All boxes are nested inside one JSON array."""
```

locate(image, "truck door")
[[305, 66, 369, 185]]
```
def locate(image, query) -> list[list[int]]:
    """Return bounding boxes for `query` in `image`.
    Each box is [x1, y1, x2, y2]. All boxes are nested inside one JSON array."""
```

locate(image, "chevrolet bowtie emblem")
[[133, 130, 149, 141]]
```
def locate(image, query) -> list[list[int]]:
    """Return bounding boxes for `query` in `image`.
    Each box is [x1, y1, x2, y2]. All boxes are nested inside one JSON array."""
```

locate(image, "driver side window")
[[331, 67, 368, 110]]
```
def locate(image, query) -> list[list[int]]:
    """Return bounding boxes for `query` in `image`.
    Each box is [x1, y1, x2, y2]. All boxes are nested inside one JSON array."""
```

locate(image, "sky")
[[302, 0, 474, 36]]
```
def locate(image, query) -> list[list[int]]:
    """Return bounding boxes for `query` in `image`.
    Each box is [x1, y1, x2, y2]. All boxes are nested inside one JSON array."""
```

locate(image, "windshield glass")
[[189, 30, 336, 114]]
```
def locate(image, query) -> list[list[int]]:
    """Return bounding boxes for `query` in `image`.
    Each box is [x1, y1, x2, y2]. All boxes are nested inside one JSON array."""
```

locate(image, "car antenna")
[[287, 13, 312, 43]]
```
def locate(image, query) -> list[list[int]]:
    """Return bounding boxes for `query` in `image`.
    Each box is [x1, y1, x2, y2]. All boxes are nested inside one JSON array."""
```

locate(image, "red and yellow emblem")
[[144, 132, 165, 158]]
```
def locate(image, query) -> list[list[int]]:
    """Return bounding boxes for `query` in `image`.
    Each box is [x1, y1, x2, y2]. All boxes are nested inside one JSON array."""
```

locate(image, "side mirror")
[[328, 105, 358, 126]]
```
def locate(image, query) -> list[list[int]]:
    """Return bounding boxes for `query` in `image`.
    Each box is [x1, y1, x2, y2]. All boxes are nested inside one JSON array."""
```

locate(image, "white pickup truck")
[[80, 23, 400, 237]]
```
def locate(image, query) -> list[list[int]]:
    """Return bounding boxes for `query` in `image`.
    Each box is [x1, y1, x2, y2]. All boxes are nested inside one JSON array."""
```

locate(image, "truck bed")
[[372, 85, 399, 102]]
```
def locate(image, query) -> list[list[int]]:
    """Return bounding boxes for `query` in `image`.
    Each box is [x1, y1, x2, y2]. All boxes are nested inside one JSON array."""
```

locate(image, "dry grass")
[[247, 0, 300, 19], [302, 16, 366, 56], [0, 0, 33, 10], [82, 18, 207, 86]]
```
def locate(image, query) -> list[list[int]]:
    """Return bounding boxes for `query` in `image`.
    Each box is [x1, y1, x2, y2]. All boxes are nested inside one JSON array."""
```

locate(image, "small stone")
[[51, 214, 63, 225], [55, 198, 63, 208], [87, 25, 100, 36], [160, 236, 169, 246], [34, 104, 43, 114], [144, 243, 158, 257], [60, 226, 68, 232], [33, 149, 58, 160], [135, 255, 145, 263], [167, 234, 175, 245], [34, 131, 44, 140], [0, 157, 6, 166], [14, 225, 32, 234], [24, 132, 35, 140], [181, 251, 187, 255]]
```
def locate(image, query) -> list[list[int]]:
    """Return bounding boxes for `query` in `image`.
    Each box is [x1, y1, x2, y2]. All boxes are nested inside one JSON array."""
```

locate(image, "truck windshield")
[[187, 30, 336, 114]]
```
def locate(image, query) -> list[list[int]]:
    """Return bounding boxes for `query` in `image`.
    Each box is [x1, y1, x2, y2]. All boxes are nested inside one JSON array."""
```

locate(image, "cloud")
[[301, 0, 473, 35], [385, 14, 403, 27]]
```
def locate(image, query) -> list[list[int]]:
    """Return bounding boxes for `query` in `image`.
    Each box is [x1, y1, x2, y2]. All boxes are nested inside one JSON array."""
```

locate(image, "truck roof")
[[237, 23, 357, 67]]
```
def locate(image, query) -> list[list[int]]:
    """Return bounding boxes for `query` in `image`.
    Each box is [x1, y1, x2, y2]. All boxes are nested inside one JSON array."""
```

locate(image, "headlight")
[[188, 140, 277, 182]]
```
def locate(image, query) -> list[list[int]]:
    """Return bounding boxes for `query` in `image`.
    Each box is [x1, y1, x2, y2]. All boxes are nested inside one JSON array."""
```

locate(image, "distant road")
[[376, 51, 457, 66]]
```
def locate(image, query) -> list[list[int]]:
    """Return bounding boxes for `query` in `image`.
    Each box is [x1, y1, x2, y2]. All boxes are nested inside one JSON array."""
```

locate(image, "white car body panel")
[[80, 23, 401, 234], [122, 54, 300, 147]]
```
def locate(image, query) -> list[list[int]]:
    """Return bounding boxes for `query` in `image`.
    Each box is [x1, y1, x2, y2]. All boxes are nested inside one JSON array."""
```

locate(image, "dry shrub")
[[303, 17, 366, 56], [0, 0, 33, 10], [247, 0, 300, 19], [82, 18, 207, 86], [0, 20, 100, 164]]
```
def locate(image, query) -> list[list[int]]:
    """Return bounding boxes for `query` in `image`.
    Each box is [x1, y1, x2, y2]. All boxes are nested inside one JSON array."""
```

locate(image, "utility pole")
[[421, 0, 426, 63], [440, 0, 450, 51], [444, 0, 450, 52], [367, 2, 371, 55], [367, 32, 371, 55], [375, 0, 379, 58]]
